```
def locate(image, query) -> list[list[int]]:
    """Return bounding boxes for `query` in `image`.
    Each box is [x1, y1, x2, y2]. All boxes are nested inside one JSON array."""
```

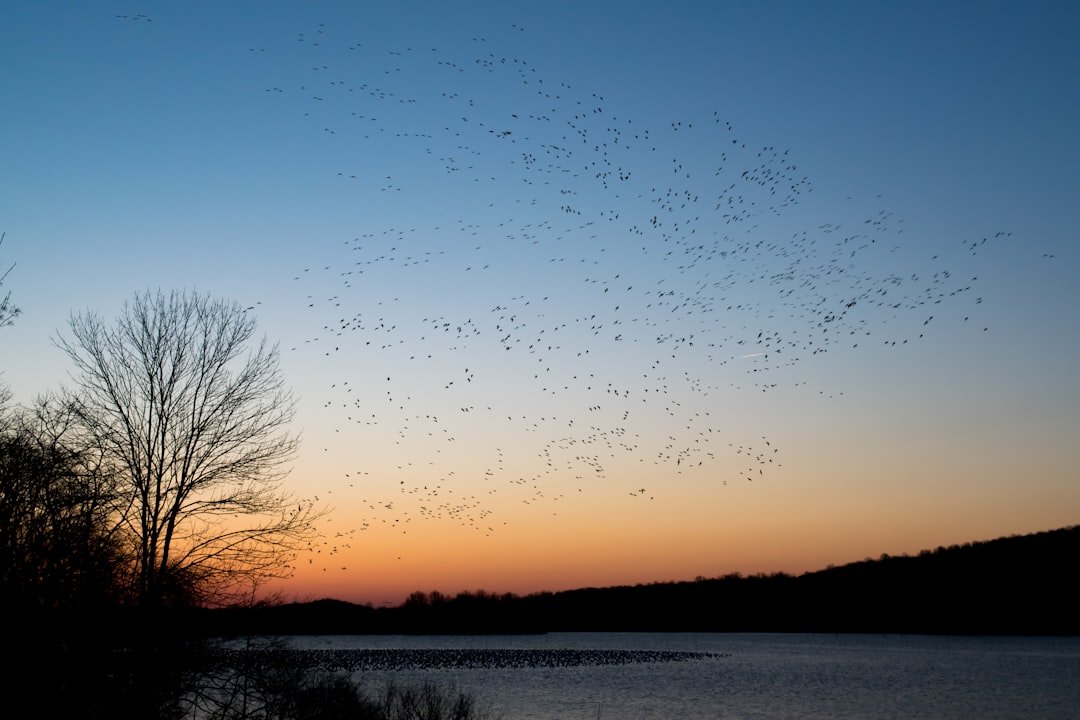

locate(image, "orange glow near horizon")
[[268, 442, 1080, 607]]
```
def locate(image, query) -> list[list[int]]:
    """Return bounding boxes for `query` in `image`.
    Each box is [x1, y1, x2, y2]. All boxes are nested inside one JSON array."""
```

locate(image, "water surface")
[[284, 632, 1080, 719]]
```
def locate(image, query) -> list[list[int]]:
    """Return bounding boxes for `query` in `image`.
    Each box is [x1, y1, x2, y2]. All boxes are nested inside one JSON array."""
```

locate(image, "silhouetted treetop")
[[55, 289, 321, 607]]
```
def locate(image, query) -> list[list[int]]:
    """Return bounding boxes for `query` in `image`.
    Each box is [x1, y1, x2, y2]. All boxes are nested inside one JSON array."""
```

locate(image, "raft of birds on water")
[[214, 646, 727, 672]]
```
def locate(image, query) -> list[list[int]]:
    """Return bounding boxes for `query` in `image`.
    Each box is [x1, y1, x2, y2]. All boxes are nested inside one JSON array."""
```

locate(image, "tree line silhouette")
[[201, 525, 1080, 637]]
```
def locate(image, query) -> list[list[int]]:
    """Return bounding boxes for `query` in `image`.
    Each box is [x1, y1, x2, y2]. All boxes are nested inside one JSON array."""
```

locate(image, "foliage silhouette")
[[0, 394, 125, 610]]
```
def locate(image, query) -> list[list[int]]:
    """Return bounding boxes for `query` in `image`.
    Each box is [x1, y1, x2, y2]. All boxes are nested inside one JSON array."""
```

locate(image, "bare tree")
[[56, 289, 319, 606], [0, 232, 18, 328]]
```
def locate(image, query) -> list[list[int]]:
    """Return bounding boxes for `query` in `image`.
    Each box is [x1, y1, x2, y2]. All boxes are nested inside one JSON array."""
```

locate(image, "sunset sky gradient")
[[2, 1, 1078, 606]]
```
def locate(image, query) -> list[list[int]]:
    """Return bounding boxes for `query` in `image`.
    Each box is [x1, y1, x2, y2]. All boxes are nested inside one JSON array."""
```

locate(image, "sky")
[[2, 1, 1078, 606]]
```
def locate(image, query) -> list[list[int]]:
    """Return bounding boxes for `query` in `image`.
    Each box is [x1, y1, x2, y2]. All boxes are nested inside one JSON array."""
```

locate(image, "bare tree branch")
[[56, 289, 320, 607], [0, 232, 19, 328]]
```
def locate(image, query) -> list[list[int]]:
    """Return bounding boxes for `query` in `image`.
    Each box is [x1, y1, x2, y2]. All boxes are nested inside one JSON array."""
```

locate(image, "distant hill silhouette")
[[197, 525, 1079, 636]]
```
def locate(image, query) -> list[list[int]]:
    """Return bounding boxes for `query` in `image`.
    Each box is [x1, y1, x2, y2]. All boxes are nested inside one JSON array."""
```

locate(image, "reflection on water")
[[281, 633, 1080, 720]]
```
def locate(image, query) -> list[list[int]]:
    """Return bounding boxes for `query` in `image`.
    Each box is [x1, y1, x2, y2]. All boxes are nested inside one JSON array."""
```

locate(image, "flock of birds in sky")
[[117, 15, 1027, 571]]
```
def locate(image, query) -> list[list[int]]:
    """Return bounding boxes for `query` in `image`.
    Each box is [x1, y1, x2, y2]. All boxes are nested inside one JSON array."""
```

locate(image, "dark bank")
[[197, 525, 1080, 637]]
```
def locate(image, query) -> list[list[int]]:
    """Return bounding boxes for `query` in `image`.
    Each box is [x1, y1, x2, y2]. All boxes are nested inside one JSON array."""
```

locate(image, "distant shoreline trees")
[[196, 525, 1080, 637]]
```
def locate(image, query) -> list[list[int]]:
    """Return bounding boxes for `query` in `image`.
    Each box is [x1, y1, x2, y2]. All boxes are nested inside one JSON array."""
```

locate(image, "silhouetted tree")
[[0, 394, 126, 609], [56, 289, 319, 607], [0, 396, 151, 719]]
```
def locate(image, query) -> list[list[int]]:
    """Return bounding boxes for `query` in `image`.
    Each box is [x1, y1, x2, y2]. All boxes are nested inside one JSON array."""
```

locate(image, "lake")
[[281, 632, 1080, 719]]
